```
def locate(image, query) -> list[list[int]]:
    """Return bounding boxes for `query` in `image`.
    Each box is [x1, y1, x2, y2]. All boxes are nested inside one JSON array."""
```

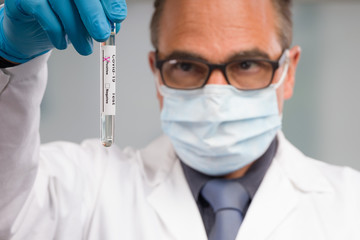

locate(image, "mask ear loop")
[[154, 74, 167, 97], [271, 49, 290, 89]]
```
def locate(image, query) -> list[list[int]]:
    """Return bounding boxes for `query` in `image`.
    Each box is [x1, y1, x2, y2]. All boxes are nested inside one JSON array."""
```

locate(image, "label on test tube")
[[101, 45, 116, 115]]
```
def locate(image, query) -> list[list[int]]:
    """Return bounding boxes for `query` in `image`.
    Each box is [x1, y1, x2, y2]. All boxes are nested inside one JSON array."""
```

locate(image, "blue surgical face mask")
[[157, 53, 289, 176]]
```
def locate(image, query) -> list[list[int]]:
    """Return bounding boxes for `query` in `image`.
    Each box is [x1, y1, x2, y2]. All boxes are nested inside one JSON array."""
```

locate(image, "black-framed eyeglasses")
[[155, 50, 288, 90]]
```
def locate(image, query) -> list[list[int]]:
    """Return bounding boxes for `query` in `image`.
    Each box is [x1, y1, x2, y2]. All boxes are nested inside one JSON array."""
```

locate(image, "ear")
[[148, 51, 157, 74], [283, 45, 301, 100], [148, 51, 164, 109]]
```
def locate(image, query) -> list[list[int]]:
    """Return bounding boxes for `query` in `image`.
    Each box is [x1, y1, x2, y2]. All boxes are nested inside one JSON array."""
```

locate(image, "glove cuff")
[[0, 56, 20, 68]]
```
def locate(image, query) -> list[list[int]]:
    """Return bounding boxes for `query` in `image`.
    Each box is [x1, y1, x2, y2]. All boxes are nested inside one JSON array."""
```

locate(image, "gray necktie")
[[201, 179, 250, 240]]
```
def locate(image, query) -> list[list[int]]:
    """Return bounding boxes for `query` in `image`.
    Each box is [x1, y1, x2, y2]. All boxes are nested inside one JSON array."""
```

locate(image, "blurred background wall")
[[41, 0, 360, 170]]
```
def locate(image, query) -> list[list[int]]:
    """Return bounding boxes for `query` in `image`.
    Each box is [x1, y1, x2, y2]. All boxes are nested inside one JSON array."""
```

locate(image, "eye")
[[228, 60, 265, 75], [167, 59, 207, 76], [176, 62, 194, 72], [238, 61, 258, 70]]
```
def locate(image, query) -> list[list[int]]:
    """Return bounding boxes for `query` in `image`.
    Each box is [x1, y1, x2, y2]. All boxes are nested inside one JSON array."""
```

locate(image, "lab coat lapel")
[[236, 159, 299, 240], [147, 160, 207, 240], [236, 132, 333, 240]]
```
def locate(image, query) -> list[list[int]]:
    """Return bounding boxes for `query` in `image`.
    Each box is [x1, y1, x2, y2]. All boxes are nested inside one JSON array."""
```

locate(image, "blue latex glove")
[[0, 0, 127, 63]]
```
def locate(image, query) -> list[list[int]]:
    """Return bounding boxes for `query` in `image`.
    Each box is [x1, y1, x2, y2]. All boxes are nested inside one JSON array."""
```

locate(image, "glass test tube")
[[100, 23, 116, 147]]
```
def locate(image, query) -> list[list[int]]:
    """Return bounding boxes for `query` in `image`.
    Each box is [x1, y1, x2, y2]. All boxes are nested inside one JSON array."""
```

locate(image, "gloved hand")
[[0, 0, 127, 63]]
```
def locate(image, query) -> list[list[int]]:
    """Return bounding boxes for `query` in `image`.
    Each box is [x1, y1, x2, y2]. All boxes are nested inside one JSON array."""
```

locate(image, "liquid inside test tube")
[[101, 114, 114, 147], [100, 24, 116, 147]]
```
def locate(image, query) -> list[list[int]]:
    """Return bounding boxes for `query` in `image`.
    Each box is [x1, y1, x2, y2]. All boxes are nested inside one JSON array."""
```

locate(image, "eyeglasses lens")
[[162, 59, 209, 89], [226, 60, 273, 90]]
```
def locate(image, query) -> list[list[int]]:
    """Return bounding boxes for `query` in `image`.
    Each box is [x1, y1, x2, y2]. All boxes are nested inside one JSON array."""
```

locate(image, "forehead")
[[158, 0, 282, 61]]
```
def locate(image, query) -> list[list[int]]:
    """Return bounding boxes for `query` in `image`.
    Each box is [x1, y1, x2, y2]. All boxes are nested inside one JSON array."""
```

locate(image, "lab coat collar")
[[274, 131, 334, 194], [141, 132, 334, 240], [138, 135, 178, 187], [140, 135, 207, 239], [147, 160, 208, 240]]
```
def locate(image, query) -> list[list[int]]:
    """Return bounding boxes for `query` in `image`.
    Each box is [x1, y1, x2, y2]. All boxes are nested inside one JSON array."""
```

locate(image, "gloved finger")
[[48, 0, 93, 55], [116, 22, 121, 33], [101, 0, 127, 24], [16, 0, 67, 50], [73, 0, 110, 42]]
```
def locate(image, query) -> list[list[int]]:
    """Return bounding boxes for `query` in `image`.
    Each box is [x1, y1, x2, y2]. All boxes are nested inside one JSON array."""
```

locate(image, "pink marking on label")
[[103, 57, 110, 63]]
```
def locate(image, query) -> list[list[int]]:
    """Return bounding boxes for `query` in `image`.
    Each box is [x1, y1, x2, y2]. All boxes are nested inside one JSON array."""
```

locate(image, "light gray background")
[[41, 0, 360, 170]]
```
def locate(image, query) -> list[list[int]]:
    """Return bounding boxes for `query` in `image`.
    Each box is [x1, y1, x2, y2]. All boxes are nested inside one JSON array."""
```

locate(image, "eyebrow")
[[159, 48, 271, 63], [227, 48, 271, 61], [160, 51, 208, 62]]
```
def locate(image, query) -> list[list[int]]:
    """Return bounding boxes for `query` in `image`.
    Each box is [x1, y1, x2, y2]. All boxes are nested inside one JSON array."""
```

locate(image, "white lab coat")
[[0, 53, 360, 240]]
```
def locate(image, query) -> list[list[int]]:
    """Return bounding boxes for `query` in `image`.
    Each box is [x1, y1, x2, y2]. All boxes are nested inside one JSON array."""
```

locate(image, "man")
[[0, 0, 359, 239]]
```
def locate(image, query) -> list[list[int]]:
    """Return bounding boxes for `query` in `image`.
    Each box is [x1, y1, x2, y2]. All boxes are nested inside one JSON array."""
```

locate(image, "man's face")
[[149, 0, 301, 112]]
